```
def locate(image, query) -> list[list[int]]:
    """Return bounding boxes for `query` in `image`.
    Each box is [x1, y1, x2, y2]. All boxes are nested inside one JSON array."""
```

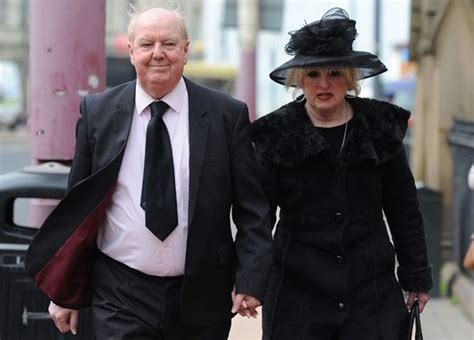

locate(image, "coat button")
[[336, 255, 344, 264], [335, 212, 344, 220], [337, 302, 344, 311]]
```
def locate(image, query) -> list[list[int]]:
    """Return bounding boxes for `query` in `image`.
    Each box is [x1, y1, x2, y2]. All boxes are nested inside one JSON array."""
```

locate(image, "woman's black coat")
[[251, 97, 433, 340]]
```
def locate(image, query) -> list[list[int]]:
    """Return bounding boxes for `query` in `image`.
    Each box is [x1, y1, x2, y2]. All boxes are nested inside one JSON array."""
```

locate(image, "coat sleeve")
[[254, 148, 279, 231], [230, 104, 273, 302], [67, 97, 93, 191], [382, 147, 433, 292]]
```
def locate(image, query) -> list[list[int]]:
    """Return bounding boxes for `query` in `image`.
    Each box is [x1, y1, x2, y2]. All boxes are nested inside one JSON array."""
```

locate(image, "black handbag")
[[407, 300, 423, 340]]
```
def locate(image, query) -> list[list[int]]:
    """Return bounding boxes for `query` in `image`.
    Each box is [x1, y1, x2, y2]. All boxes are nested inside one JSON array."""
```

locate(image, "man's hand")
[[49, 301, 79, 334], [231, 289, 261, 318], [406, 291, 430, 313]]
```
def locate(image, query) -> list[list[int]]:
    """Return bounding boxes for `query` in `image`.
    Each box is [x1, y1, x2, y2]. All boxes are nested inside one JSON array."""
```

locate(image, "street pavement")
[[421, 298, 474, 340], [229, 307, 262, 340], [229, 298, 474, 340]]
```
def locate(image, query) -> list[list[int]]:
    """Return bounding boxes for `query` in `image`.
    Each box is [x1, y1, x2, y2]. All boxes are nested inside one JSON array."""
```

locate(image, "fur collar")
[[251, 97, 409, 167]]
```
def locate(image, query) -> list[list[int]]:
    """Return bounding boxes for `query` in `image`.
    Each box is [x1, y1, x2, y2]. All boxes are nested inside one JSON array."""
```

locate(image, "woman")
[[251, 8, 433, 340]]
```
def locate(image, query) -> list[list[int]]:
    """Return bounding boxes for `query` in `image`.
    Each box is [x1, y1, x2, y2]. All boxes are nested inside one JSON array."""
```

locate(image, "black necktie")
[[141, 101, 178, 241]]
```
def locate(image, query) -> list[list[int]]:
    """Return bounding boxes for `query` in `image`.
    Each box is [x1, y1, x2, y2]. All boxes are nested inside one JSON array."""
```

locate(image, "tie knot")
[[150, 101, 169, 118]]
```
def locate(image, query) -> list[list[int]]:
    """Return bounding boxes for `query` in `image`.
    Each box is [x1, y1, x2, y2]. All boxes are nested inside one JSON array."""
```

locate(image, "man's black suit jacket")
[[25, 78, 272, 327]]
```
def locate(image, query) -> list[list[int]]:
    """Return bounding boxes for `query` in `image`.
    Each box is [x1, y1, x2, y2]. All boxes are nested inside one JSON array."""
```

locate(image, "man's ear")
[[184, 40, 190, 64], [128, 43, 135, 66]]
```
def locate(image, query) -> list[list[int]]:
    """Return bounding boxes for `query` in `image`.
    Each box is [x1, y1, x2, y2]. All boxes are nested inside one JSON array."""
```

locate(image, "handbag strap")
[[414, 301, 423, 340], [409, 300, 424, 340]]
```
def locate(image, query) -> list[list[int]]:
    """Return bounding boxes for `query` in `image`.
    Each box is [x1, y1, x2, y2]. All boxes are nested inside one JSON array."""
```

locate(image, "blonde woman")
[[251, 8, 432, 340]]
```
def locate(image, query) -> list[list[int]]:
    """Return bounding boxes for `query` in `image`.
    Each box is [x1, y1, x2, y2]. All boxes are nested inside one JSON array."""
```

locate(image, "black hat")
[[270, 8, 387, 86]]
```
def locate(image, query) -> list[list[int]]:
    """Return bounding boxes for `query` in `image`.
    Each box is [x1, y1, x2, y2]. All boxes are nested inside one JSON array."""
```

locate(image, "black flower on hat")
[[286, 8, 356, 56], [270, 7, 387, 86]]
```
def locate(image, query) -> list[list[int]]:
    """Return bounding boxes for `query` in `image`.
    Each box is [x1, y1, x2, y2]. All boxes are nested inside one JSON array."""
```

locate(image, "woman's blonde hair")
[[285, 67, 361, 96]]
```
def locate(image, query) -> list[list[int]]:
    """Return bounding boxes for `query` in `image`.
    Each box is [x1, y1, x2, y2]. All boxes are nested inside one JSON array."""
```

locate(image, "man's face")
[[129, 9, 189, 99]]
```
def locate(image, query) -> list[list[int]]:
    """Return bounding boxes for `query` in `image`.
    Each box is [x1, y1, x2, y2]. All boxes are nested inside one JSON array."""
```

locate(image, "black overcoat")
[[251, 97, 433, 340]]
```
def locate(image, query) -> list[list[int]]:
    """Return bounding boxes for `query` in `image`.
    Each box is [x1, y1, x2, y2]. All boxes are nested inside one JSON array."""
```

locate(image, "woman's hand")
[[231, 288, 261, 318], [406, 291, 430, 313]]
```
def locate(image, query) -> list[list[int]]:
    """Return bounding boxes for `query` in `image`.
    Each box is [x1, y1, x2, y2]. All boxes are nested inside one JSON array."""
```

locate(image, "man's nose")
[[152, 44, 165, 57]]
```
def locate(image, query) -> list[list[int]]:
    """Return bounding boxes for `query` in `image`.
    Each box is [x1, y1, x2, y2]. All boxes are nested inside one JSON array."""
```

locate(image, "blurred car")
[[384, 77, 415, 111]]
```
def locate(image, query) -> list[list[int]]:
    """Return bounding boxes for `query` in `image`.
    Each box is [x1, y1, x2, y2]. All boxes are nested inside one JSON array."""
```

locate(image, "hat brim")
[[270, 50, 387, 86]]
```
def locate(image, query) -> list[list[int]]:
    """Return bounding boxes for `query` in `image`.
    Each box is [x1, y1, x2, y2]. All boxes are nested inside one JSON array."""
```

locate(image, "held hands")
[[231, 288, 261, 319], [49, 301, 79, 335], [406, 291, 430, 313]]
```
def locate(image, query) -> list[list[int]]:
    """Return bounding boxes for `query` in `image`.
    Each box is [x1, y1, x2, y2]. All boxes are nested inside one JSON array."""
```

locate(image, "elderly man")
[[26, 7, 272, 340]]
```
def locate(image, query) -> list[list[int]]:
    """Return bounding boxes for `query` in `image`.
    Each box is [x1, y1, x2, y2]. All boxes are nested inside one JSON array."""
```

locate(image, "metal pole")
[[29, 0, 106, 163], [28, 0, 106, 225], [373, 0, 383, 99], [236, 0, 259, 121]]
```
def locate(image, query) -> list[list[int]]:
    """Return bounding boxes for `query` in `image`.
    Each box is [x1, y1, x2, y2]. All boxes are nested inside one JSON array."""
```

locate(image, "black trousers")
[[91, 252, 231, 340]]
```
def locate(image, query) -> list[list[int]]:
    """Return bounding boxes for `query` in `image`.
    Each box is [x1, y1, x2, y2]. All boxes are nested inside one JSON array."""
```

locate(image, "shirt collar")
[[135, 77, 187, 115]]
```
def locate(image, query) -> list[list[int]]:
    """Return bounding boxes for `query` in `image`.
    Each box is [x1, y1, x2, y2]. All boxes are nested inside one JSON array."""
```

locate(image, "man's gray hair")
[[127, 2, 189, 44]]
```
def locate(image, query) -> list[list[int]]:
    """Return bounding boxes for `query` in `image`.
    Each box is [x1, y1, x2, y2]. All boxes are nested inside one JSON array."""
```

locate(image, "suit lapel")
[[110, 81, 136, 163], [186, 79, 209, 225]]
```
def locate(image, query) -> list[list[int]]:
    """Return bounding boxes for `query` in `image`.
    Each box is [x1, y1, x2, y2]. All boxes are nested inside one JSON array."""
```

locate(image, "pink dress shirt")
[[97, 78, 190, 276]]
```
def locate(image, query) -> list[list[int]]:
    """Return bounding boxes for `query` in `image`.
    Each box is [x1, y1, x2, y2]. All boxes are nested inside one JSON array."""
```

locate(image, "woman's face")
[[301, 68, 348, 114]]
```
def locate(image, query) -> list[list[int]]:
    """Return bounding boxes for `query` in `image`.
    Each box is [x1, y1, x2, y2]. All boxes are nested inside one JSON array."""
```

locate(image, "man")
[[25, 7, 272, 339]]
